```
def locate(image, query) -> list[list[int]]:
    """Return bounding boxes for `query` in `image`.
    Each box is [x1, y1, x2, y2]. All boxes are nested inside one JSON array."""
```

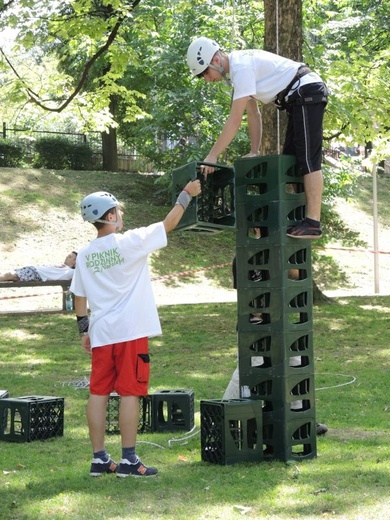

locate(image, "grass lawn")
[[0, 296, 389, 520], [0, 166, 389, 518]]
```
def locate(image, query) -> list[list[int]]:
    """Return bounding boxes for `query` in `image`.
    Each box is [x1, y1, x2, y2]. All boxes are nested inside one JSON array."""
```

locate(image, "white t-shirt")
[[35, 264, 75, 281], [229, 50, 321, 104], [70, 222, 167, 348]]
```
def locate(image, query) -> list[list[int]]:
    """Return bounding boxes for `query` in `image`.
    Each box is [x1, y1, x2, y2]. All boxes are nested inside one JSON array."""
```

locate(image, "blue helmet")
[[80, 191, 119, 223]]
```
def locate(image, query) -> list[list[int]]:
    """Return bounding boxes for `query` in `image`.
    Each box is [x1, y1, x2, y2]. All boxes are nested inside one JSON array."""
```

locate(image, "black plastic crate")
[[0, 390, 9, 432], [172, 161, 235, 232], [200, 399, 264, 465], [262, 416, 317, 461], [151, 389, 194, 432], [0, 396, 64, 442], [106, 393, 152, 434]]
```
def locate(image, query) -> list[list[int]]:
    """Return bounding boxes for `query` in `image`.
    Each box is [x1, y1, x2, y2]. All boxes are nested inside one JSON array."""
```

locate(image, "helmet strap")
[[209, 52, 232, 87], [94, 208, 120, 228]]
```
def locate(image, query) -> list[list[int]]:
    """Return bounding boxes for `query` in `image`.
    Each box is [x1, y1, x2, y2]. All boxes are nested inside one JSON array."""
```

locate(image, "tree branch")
[[0, 0, 17, 13], [3, 0, 142, 113]]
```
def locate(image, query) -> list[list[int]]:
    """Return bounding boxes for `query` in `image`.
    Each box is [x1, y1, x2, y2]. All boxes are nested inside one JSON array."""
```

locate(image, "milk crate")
[[172, 161, 235, 232], [151, 389, 194, 432], [106, 393, 153, 434], [200, 399, 264, 465], [0, 396, 64, 442], [0, 390, 9, 432]]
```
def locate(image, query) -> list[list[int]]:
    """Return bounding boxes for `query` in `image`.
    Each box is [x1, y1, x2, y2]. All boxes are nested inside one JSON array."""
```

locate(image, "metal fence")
[[1, 122, 153, 172]]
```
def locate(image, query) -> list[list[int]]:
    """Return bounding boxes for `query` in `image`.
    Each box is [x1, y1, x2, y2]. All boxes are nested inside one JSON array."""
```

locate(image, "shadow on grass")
[[1, 299, 389, 519]]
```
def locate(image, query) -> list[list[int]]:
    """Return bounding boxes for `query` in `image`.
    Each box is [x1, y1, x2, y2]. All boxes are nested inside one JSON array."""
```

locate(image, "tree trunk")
[[262, 0, 302, 155], [101, 96, 118, 171], [313, 280, 334, 305], [262, 1, 328, 303]]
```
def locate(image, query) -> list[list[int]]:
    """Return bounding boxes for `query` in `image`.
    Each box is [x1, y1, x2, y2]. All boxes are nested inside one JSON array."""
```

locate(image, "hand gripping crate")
[[172, 161, 235, 232], [0, 396, 64, 442], [106, 393, 152, 434], [200, 399, 264, 465], [151, 389, 194, 432]]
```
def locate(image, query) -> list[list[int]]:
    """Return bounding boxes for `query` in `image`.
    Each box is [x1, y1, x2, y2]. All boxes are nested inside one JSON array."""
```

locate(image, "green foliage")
[[303, 0, 390, 160], [1, 0, 388, 167], [33, 137, 94, 170], [0, 138, 24, 166], [116, 0, 265, 170]]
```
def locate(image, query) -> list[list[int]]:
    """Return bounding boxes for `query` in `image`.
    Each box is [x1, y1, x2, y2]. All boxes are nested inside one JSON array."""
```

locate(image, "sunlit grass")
[[0, 297, 389, 519]]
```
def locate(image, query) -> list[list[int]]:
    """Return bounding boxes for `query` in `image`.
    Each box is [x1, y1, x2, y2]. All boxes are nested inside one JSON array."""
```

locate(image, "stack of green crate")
[[234, 154, 317, 461]]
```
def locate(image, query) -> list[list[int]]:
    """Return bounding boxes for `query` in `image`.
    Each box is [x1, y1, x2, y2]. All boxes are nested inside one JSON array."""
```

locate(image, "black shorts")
[[282, 82, 328, 174]]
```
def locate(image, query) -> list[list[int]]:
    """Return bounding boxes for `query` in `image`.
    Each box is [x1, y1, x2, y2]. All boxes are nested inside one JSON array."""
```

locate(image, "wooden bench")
[[0, 280, 74, 312]]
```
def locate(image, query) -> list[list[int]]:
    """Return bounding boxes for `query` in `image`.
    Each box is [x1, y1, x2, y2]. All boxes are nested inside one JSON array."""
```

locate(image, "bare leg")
[[303, 170, 323, 221], [87, 394, 110, 452], [119, 395, 140, 447], [0, 271, 19, 282]]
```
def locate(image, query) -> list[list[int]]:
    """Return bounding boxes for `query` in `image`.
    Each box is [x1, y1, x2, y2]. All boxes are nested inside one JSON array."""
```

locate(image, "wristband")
[[77, 315, 89, 334], [175, 190, 192, 210]]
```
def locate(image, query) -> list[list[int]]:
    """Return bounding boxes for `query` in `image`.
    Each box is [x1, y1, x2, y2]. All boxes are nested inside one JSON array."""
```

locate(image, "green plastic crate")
[[201, 399, 264, 465], [234, 244, 312, 289], [234, 155, 304, 203], [172, 161, 235, 232], [262, 416, 317, 461]]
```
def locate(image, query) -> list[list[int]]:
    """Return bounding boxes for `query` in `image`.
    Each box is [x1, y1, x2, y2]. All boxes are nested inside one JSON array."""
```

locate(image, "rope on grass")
[[313, 245, 390, 255], [55, 377, 89, 389], [315, 373, 357, 391], [167, 425, 199, 447], [0, 290, 64, 301]]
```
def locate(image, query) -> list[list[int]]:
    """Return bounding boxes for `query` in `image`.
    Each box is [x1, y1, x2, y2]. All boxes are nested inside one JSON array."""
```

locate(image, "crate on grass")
[[200, 399, 264, 465], [172, 161, 235, 232], [106, 393, 153, 434], [0, 390, 9, 432], [0, 396, 64, 442], [151, 389, 194, 432]]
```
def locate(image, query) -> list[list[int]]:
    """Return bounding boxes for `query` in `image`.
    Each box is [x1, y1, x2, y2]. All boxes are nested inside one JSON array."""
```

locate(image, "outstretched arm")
[[203, 96, 250, 168], [163, 179, 201, 233], [245, 97, 262, 156]]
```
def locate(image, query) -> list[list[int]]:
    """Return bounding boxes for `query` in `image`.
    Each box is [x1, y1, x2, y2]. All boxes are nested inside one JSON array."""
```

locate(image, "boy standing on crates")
[[70, 181, 201, 477]]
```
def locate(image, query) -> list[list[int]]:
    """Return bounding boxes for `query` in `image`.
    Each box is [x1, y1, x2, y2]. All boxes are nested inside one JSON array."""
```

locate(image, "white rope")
[[315, 373, 357, 391], [275, 0, 280, 153], [231, 0, 236, 47], [167, 425, 199, 447]]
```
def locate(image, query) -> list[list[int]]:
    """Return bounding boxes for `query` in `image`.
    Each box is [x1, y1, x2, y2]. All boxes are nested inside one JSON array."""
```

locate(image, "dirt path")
[[0, 193, 388, 313]]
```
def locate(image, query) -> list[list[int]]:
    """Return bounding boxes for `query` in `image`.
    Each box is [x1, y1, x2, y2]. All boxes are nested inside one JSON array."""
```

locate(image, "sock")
[[122, 446, 137, 463], [305, 217, 320, 228], [93, 450, 109, 462]]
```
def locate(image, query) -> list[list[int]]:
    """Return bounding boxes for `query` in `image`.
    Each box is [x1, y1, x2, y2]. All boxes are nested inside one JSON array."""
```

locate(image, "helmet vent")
[[197, 47, 204, 65]]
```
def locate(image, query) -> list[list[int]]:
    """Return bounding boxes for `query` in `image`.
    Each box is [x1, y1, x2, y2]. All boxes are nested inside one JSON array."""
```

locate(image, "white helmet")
[[81, 191, 119, 223], [187, 37, 220, 76]]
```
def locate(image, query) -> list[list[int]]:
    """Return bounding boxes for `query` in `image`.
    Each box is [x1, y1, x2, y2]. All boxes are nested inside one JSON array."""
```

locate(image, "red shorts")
[[89, 338, 150, 396]]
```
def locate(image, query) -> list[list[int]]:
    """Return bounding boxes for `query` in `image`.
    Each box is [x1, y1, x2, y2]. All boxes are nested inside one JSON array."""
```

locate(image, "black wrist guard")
[[77, 315, 89, 334]]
